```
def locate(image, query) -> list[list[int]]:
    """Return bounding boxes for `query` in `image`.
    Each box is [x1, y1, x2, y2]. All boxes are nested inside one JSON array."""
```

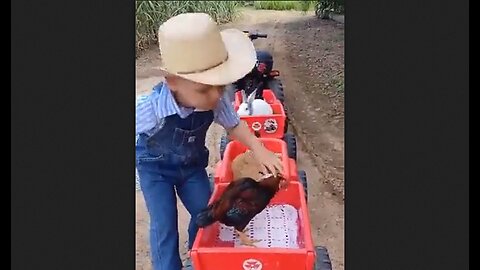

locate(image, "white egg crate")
[[218, 204, 299, 248]]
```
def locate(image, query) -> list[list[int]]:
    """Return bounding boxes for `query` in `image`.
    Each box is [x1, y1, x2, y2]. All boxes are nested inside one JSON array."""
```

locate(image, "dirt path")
[[136, 9, 344, 270]]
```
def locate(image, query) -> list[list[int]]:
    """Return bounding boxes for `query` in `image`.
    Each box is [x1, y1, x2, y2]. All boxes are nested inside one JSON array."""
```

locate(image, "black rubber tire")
[[314, 246, 333, 270], [267, 78, 288, 132], [283, 109, 289, 133], [266, 78, 285, 103], [298, 170, 308, 202], [219, 134, 230, 160], [283, 133, 297, 161]]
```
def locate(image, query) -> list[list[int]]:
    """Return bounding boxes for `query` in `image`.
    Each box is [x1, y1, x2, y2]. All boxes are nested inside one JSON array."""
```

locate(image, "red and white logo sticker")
[[251, 121, 262, 131], [243, 258, 263, 270]]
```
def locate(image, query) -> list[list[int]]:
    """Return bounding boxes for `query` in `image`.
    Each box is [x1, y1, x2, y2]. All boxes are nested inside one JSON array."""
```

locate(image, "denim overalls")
[[136, 87, 214, 270]]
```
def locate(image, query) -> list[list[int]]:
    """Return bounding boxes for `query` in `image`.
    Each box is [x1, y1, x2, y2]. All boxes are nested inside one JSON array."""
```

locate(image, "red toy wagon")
[[196, 155, 331, 269], [219, 88, 297, 162], [212, 138, 307, 201], [233, 89, 287, 136], [200, 138, 332, 269]]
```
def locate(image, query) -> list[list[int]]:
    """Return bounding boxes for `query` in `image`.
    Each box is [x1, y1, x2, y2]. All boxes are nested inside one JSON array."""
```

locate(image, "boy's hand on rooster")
[[251, 147, 283, 176], [259, 170, 288, 189]]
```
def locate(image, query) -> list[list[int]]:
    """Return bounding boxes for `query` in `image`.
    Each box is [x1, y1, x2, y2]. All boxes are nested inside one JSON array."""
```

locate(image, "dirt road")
[[136, 9, 344, 270]]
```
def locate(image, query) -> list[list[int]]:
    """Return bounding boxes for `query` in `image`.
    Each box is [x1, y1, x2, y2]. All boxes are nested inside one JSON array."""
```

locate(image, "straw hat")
[[158, 13, 257, 86]]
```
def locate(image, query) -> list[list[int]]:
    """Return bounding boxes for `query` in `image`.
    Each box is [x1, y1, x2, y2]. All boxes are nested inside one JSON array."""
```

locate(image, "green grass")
[[136, 1, 240, 53], [314, 0, 345, 15], [252, 1, 314, 11], [329, 73, 344, 92]]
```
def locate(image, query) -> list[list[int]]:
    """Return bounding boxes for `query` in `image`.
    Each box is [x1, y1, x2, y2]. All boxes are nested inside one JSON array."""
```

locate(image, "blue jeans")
[[138, 164, 212, 270], [137, 108, 215, 270]]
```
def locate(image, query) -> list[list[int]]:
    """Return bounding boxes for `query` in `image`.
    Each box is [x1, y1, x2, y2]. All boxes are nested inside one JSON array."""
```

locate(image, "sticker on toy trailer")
[[243, 258, 263, 270], [264, 118, 278, 133], [252, 122, 262, 131]]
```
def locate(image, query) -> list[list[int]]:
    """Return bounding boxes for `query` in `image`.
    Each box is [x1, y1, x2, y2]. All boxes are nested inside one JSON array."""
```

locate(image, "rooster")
[[196, 171, 288, 247]]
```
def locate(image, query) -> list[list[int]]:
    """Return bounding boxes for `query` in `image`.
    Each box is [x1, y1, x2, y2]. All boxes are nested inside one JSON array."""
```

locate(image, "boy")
[[136, 13, 283, 270]]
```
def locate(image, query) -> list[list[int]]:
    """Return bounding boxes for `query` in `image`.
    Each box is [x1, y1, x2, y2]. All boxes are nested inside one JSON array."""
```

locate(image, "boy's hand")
[[227, 121, 283, 174], [251, 146, 283, 175]]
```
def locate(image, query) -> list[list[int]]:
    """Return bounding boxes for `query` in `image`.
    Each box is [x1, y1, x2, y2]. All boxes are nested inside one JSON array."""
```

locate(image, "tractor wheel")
[[266, 78, 285, 104]]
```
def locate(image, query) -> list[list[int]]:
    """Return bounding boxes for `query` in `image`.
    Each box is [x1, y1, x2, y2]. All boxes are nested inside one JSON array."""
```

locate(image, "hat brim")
[[159, 28, 257, 86]]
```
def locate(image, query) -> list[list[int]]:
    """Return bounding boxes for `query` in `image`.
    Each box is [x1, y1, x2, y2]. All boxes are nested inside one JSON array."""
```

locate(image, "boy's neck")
[[171, 90, 195, 109]]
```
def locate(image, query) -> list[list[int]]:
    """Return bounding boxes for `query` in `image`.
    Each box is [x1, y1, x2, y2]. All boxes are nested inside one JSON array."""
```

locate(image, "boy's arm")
[[136, 92, 163, 136], [214, 92, 283, 174], [227, 121, 263, 154]]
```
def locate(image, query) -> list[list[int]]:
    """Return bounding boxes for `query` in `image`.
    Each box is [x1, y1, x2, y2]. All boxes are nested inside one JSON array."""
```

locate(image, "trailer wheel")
[[298, 170, 308, 202], [283, 133, 297, 161], [283, 111, 289, 133], [314, 246, 332, 270]]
